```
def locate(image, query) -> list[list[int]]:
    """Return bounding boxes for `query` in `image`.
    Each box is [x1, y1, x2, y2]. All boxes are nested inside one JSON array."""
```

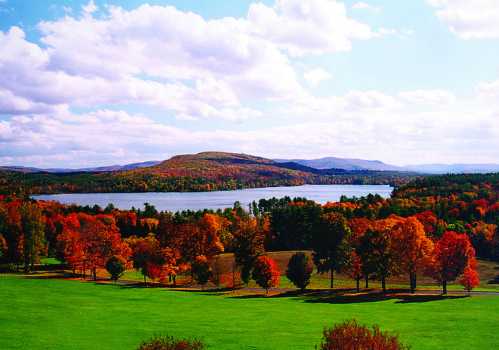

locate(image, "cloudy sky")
[[1, 0, 499, 168]]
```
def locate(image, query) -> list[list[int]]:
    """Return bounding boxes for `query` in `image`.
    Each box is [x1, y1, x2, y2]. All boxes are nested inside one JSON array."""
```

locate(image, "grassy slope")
[[1, 275, 499, 350]]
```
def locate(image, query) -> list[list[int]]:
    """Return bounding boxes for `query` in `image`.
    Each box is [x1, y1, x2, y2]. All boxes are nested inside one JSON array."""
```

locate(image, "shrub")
[[460, 265, 480, 293], [191, 255, 212, 286], [251, 256, 280, 293], [137, 336, 204, 350], [318, 319, 410, 350], [105, 255, 127, 282], [286, 252, 313, 291]]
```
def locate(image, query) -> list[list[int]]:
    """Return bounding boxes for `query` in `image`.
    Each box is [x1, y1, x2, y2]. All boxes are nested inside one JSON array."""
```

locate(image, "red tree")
[[428, 231, 476, 294], [460, 265, 480, 294], [58, 213, 130, 279], [251, 256, 280, 293], [318, 319, 409, 350]]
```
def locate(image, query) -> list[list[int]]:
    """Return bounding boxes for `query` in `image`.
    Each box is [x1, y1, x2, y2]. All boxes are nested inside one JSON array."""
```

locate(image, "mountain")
[[275, 157, 405, 171], [0, 152, 416, 195], [0, 161, 161, 173], [275, 157, 499, 174], [404, 164, 499, 174]]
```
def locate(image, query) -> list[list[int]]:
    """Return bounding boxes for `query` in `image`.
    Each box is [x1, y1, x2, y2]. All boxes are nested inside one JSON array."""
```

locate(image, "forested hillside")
[[0, 152, 416, 195]]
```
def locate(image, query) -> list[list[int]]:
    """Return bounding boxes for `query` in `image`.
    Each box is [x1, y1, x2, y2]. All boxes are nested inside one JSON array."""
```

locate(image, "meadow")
[[1, 274, 499, 350]]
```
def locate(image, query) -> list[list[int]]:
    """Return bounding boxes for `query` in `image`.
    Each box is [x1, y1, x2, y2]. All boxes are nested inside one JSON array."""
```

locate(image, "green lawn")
[[1, 275, 499, 349]]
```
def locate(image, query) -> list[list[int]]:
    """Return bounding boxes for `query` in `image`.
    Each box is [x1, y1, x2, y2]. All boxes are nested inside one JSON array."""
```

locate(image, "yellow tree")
[[391, 216, 434, 293]]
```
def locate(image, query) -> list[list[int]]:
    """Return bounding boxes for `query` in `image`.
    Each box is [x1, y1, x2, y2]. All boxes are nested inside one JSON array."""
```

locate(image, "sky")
[[1, 0, 499, 168]]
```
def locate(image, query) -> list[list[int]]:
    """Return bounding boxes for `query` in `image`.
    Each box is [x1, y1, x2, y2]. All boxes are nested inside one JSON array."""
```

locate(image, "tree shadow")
[[22, 271, 78, 280], [488, 276, 499, 284], [229, 288, 468, 304], [395, 294, 467, 303], [230, 288, 358, 300]]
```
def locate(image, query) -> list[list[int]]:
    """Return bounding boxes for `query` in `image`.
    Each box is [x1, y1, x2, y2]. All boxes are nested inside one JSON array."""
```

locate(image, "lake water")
[[33, 184, 393, 212]]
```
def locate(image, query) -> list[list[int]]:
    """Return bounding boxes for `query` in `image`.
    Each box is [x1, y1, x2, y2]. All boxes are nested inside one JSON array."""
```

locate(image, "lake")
[[33, 184, 393, 212]]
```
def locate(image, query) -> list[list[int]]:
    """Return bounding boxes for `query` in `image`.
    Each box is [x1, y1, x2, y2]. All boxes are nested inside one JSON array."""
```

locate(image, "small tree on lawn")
[[460, 265, 480, 294], [428, 231, 476, 294], [192, 255, 212, 288], [312, 213, 352, 289], [286, 252, 313, 291], [137, 335, 204, 350], [318, 319, 410, 350], [252, 256, 280, 294], [106, 255, 127, 282]]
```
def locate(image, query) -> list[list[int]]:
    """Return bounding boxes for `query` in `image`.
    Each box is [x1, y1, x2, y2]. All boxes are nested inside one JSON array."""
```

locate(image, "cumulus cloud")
[[2, 100, 498, 167], [352, 2, 381, 12], [428, 0, 499, 39], [303, 68, 333, 87], [0, 0, 496, 167], [398, 90, 456, 105], [247, 0, 377, 56]]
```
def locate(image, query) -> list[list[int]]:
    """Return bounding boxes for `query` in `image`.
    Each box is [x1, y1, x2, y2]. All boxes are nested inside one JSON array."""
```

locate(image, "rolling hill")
[[275, 157, 406, 171], [0, 152, 416, 195]]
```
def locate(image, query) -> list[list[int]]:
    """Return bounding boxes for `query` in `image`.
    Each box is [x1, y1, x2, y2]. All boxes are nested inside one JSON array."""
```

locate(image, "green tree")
[[105, 255, 127, 282], [286, 252, 313, 291], [191, 255, 212, 287], [20, 202, 45, 272], [312, 213, 352, 288]]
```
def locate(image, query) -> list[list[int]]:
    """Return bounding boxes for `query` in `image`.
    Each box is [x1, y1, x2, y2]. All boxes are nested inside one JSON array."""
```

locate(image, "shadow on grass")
[[230, 288, 468, 304], [488, 276, 499, 284], [22, 271, 77, 279]]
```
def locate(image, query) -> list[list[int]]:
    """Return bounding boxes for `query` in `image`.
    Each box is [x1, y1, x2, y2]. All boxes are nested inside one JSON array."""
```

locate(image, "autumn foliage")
[[427, 231, 477, 294], [318, 319, 409, 350], [460, 265, 480, 293], [252, 256, 280, 293], [137, 336, 204, 350]]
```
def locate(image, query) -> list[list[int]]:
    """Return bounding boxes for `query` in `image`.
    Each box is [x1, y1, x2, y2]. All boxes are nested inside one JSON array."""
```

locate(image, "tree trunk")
[[410, 272, 416, 293], [442, 280, 447, 295], [92, 268, 97, 281], [381, 277, 386, 293], [356, 276, 360, 293], [143, 274, 147, 286], [232, 261, 236, 291], [330, 270, 334, 289], [365, 275, 369, 288]]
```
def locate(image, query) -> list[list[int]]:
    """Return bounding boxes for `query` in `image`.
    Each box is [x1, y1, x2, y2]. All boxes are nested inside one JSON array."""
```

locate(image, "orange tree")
[[252, 256, 280, 293], [428, 231, 477, 294], [391, 216, 434, 293]]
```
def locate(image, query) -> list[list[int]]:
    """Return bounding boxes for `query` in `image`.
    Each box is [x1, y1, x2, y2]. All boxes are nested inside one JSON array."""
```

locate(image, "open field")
[[118, 251, 499, 293], [1, 274, 499, 350]]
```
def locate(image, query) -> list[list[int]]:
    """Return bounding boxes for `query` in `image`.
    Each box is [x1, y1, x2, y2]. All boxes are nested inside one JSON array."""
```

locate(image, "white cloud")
[[303, 68, 333, 87], [398, 90, 456, 105], [247, 0, 377, 56], [352, 2, 381, 13], [2, 99, 498, 167], [82, 0, 97, 15], [428, 0, 499, 39], [477, 79, 499, 97]]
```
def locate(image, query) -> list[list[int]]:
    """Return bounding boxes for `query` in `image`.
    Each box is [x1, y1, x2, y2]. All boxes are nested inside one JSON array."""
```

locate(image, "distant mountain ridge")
[[274, 157, 405, 171], [0, 151, 415, 195], [2, 153, 498, 175], [275, 157, 499, 174], [0, 161, 161, 173]]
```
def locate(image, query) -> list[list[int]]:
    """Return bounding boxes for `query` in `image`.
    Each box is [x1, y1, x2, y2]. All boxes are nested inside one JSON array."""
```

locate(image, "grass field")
[[1, 274, 499, 350], [121, 252, 499, 292]]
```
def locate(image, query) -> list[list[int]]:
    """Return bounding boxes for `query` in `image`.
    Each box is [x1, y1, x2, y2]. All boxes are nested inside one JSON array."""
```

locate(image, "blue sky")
[[1, 0, 499, 167]]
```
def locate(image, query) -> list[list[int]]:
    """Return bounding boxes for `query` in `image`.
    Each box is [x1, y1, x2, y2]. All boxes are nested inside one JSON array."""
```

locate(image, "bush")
[[286, 252, 313, 291], [137, 336, 204, 350], [105, 255, 127, 282], [251, 256, 280, 293], [318, 319, 409, 350], [191, 255, 212, 286]]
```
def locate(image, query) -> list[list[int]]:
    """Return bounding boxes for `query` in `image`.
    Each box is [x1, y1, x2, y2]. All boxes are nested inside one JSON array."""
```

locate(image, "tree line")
[[2, 171, 494, 294]]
